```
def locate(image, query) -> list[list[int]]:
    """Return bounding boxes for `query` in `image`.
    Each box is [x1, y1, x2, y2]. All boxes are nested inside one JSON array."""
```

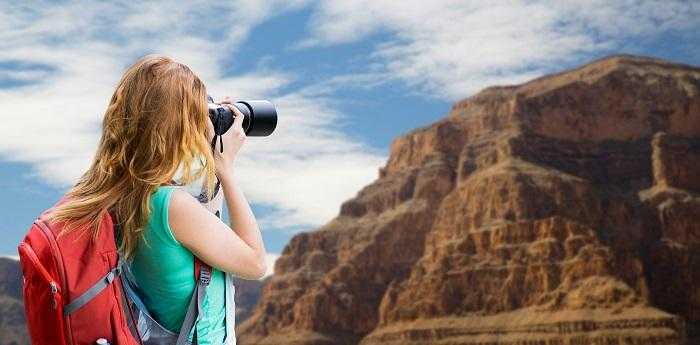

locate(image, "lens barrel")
[[207, 95, 277, 137]]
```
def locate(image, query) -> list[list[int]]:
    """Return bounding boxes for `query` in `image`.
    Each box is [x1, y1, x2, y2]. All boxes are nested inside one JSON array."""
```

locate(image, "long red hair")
[[46, 54, 217, 260]]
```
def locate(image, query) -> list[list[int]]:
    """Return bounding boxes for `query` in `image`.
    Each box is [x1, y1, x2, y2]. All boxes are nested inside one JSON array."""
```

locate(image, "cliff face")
[[237, 55, 700, 345]]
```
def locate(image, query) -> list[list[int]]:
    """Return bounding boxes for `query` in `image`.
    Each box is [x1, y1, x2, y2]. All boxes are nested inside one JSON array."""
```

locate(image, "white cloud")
[[0, 1, 386, 233], [234, 86, 386, 229], [0, 254, 19, 261], [262, 252, 281, 278], [7, 0, 693, 238], [297, 0, 700, 100]]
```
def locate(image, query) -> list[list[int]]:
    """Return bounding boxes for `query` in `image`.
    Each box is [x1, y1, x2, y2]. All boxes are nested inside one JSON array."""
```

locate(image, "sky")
[[0, 0, 698, 278]]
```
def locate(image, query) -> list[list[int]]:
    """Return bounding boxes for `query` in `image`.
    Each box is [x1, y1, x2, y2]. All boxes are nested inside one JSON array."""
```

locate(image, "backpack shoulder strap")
[[63, 260, 125, 315], [63, 210, 124, 316], [175, 256, 211, 345]]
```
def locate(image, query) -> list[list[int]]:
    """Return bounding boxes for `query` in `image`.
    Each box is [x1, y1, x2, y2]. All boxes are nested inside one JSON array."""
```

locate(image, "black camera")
[[207, 94, 277, 137]]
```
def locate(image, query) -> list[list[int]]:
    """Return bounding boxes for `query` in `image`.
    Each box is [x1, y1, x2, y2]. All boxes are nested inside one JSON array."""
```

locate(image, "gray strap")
[[64, 260, 124, 315], [192, 280, 207, 344], [120, 264, 152, 318], [175, 264, 211, 345], [122, 259, 141, 289], [175, 282, 200, 345]]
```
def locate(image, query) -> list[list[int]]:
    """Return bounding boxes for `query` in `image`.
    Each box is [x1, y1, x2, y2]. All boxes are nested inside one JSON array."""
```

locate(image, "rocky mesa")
[[237, 54, 700, 345]]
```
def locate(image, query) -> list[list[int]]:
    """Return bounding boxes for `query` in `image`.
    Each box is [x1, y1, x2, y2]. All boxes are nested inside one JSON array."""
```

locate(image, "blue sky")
[[0, 1, 698, 277]]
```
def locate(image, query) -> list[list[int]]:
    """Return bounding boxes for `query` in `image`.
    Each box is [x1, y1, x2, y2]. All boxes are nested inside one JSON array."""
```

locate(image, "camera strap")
[[207, 132, 223, 201], [212, 132, 224, 155]]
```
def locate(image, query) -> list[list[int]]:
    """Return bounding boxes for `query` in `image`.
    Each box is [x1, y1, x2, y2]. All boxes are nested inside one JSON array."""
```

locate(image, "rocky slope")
[[0, 257, 28, 345], [237, 55, 700, 345], [235, 276, 269, 324]]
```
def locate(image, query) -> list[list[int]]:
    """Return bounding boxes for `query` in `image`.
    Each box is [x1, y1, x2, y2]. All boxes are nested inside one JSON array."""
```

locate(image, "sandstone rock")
[[238, 54, 700, 345]]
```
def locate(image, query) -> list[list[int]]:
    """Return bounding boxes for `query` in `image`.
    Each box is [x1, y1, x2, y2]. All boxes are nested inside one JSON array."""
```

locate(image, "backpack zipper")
[[18, 242, 62, 309], [35, 218, 73, 345], [35, 219, 67, 298], [50, 281, 59, 309]]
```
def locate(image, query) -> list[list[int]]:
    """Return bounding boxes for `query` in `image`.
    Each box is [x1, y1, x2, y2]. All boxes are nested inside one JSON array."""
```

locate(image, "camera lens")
[[206, 95, 277, 137]]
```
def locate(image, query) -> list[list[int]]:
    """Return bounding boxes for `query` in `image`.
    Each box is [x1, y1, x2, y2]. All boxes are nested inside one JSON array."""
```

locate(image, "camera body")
[[207, 95, 277, 137]]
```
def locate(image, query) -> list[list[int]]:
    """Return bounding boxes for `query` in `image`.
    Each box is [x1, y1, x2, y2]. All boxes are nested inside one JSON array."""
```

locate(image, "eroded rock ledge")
[[237, 55, 700, 345]]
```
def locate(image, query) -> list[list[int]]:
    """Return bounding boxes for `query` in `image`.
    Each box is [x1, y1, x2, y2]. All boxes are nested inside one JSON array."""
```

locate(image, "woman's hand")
[[207, 96, 247, 178]]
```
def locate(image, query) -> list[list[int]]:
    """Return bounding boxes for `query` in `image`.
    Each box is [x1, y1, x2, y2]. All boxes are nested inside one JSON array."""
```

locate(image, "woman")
[[45, 54, 267, 344]]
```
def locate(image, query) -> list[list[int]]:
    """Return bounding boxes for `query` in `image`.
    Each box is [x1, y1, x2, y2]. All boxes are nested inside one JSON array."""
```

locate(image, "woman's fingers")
[[216, 96, 244, 133], [227, 104, 245, 132]]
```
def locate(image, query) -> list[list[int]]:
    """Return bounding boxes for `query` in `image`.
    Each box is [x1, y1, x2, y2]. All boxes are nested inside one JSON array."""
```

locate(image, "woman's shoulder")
[[147, 185, 186, 246], [150, 185, 178, 211], [152, 184, 182, 199], [155, 185, 212, 247]]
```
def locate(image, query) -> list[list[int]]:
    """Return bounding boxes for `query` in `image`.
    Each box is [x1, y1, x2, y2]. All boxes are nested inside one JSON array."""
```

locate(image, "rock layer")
[[237, 55, 700, 345]]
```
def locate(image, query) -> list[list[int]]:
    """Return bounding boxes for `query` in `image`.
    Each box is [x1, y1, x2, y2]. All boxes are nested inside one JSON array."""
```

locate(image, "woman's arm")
[[169, 95, 267, 279], [168, 180, 268, 280], [218, 169, 267, 272]]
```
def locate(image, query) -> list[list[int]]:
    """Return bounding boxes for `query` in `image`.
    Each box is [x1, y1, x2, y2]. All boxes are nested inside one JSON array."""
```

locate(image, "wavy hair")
[[45, 54, 217, 260]]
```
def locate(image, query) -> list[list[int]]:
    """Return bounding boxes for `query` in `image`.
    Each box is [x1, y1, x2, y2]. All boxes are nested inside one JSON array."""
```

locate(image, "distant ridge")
[[0, 257, 27, 345]]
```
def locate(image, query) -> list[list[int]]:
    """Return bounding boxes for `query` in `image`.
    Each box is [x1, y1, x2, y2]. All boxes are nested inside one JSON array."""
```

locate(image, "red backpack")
[[18, 193, 211, 345]]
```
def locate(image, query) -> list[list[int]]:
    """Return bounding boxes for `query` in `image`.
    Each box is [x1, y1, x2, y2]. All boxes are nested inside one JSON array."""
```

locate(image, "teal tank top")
[[128, 185, 227, 344]]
